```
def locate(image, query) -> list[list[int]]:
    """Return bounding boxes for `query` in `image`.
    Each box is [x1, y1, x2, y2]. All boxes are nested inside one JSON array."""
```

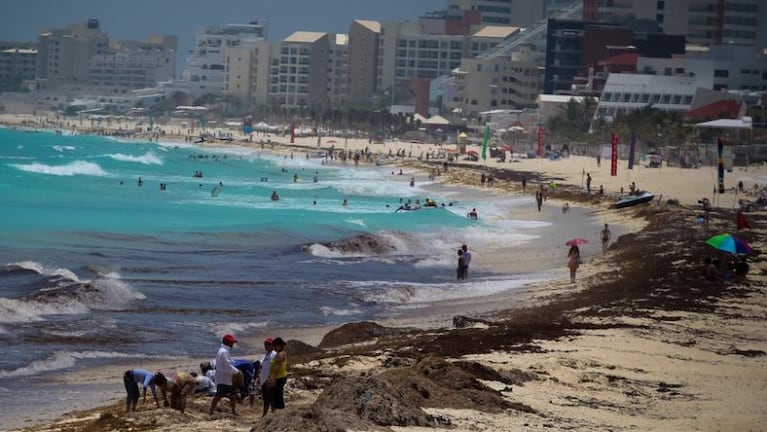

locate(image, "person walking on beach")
[[208, 334, 242, 416], [567, 245, 581, 283], [586, 173, 592, 194], [535, 190, 543, 212], [123, 369, 167, 412], [601, 224, 611, 254], [461, 244, 472, 279], [266, 337, 288, 413]]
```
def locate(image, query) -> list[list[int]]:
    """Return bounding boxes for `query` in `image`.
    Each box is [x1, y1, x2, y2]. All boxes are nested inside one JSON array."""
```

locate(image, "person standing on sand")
[[266, 337, 288, 413], [567, 245, 580, 283], [123, 369, 167, 412], [258, 338, 277, 417], [208, 334, 242, 416], [601, 224, 611, 254]]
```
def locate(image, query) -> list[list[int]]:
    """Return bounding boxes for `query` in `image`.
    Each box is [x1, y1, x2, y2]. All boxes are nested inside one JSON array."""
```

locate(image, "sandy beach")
[[2, 113, 766, 432]]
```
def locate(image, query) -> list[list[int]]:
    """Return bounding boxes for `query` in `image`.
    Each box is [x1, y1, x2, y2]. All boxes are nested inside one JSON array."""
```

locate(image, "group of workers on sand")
[[123, 335, 288, 418]]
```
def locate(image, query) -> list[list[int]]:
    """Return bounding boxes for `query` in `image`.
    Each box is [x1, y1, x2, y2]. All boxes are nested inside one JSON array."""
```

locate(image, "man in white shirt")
[[208, 334, 242, 416], [258, 338, 277, 417]]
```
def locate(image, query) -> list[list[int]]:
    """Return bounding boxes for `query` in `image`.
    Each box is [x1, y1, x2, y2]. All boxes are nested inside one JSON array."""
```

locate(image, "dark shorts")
[[123, 371, 139, 403], [215, 383, 235, 397]]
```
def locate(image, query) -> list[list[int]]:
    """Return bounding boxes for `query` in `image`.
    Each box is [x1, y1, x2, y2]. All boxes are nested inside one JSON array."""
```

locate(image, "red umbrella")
[[466, 150, 479, 156], [565, 238, 588, 247]]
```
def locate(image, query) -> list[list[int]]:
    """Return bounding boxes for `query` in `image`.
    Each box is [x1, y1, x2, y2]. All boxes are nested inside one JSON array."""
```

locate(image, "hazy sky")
[[1, 0, 445, 71]]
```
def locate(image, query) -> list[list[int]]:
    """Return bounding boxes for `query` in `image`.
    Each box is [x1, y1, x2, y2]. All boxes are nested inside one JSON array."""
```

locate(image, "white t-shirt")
[[213, 344, 239, 386], [259, 350, 276, 384]]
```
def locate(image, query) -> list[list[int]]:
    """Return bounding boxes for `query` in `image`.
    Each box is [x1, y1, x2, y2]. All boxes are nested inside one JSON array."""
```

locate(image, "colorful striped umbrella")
[[705, 233, 753, 255]]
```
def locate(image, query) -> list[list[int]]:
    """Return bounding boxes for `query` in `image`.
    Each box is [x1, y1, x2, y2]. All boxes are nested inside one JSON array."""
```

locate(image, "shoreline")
[[2, 114, 766, 431]]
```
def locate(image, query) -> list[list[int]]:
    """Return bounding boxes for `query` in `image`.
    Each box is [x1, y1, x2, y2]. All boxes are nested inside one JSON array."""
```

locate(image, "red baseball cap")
[[223, 334, 237, 345], [264, 338, 274, 344]]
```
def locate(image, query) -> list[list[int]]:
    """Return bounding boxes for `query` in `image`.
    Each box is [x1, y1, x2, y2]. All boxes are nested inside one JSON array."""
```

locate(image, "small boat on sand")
[[613, 191, 654, 209]]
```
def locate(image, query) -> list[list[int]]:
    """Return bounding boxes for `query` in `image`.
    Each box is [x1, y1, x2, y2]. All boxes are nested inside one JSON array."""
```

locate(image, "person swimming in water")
[[467, 208, 478, 220], [270, 191, 280, 201]]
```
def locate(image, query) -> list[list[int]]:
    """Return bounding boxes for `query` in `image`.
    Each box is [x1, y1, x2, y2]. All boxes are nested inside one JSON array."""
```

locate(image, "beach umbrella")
[[706, 233, 753, 255], [467, 150, 479, 156], [565, 238, 588, 247]]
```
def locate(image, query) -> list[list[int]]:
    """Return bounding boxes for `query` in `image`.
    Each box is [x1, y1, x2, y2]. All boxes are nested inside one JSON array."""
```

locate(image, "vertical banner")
[[290, 122, 295, 144], [610, 132, 618, 177], [537, 127, 544, 157], [628, 131, 636, 170], [717, 137, 725, 193], [481, 125, 490, 161]]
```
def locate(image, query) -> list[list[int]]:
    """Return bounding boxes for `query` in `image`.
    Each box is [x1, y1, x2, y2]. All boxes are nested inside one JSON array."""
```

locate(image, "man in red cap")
[[208, 334, 242, 416]]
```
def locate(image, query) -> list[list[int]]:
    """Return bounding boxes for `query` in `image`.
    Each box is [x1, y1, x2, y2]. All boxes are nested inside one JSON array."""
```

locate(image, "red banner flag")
[[537, 127, 544, 157], [610, 132, 618, 177]]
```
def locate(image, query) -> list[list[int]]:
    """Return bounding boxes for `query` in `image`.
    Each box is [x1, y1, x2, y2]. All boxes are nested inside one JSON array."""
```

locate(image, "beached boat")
[[613, 191, 655, 209]]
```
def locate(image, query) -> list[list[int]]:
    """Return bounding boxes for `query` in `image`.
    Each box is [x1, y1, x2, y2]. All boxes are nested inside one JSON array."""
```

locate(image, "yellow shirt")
[[271, 354, 288, 379]]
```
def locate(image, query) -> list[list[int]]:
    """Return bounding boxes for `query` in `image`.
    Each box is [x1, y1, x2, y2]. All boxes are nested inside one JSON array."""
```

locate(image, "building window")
[[714, 69, 729, 78]]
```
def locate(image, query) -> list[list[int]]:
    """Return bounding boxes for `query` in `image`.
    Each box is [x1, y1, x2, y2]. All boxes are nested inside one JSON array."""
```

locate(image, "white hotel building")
[[182, 21, 267, 97], [268, 31, 348, 109], [376, 20, 519, 92]]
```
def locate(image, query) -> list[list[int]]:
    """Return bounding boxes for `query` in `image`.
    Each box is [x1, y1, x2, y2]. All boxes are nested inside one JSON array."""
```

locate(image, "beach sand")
[[2, 114, 766, 432]]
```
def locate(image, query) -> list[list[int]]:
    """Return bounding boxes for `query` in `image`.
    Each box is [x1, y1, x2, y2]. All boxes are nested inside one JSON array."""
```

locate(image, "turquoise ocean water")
[[0, 127, 559, 425]]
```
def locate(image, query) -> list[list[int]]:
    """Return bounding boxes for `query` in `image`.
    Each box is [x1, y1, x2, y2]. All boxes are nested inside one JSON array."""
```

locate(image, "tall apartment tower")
[[584, 0, 765, 47], [183, 20, 267, 96], [348, 20, 381, 101], [36, 19, 109, 83], [269, 31, 334, 108], [224, 39, 271, 108]]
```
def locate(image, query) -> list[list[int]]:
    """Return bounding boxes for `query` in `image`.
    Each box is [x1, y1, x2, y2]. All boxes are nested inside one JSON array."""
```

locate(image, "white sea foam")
[[319, 306, 363, 316], [0, 266, 144, 323], [106, 152, 164, 165], [51, 145, 76, 152], [346, 219, 367, 228], [210, 321, 270, 338], [85, 275, 146, 310], [0, 297, 90, 323], [9, 160, 108, 177], [0, 350, 134, 378], [355, 275, 550, 306]]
